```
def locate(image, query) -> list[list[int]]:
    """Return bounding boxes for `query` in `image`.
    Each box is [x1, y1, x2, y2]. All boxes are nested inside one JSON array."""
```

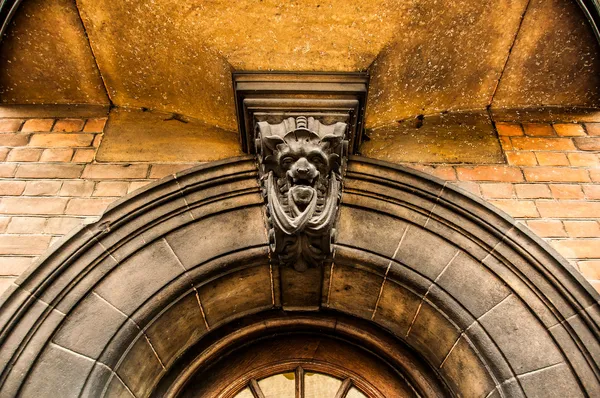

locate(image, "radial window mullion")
[[334, 378, 352, 398], [295, 366, 304, 398], [249, 379, 266, 398]]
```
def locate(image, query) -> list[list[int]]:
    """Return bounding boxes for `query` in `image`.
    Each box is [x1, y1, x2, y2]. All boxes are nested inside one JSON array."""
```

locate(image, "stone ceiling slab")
[[75, 0, 238, 130], [365, 0, 530, 128], [0, 0, 108, 105], [95, 108, 242, 162], [360, 111, 504, 164], [492, 0, 600, 109]]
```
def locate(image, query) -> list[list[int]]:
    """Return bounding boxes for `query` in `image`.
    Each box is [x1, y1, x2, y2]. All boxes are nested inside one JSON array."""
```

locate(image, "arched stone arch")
[[0, 156, 598, 397]]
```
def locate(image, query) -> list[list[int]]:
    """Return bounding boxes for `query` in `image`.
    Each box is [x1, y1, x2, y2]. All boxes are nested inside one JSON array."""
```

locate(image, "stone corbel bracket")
[[256, 116, 348, 271]]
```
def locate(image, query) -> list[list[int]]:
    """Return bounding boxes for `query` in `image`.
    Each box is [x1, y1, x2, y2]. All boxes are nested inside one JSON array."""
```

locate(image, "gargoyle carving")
[[256, 116, 348, 272]]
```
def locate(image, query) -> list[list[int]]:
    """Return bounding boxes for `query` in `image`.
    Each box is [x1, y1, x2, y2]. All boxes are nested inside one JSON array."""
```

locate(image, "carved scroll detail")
[[256, 116, 348, 271]]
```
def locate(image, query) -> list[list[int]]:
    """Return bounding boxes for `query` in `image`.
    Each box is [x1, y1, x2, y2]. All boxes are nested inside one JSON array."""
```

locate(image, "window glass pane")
[[346, 387, 368, 398], [233, 387, 255, 398], [304, 372, 342, 398], [258, 372, 295, 397]]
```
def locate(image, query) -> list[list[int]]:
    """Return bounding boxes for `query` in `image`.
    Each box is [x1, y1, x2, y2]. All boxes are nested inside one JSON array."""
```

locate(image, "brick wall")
[[0, 116, 598, 294]]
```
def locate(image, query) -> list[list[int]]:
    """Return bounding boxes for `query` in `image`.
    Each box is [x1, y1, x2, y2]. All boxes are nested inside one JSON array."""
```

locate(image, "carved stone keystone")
[[256, 116, 348, 271]]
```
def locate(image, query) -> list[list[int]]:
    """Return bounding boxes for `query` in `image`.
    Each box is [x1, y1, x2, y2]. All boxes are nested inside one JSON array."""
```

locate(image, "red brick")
[[0, 235, 51, 255], [563, 221, 600, 238], [0, 278, 15, 295], [498, 137, 512, 151], [82, 164, 148, 179], [523, 123, 554, 136], [402, 164, 456, 181], [585, 123, 600, 136], [527, 220, 566, 237], [511, 137, 575, 151], [149, 163, 201, 179], [578, 261, 600, 280], [523, 167, 589, 183], [21, 119, 54, 132], [583, 185, 600, 199], [23, 181, 62, 196], [92, 134, 103, 147], [591, 281, 600, 294], [535, 152, 569, 166], [551, 239, 600, 259], [0, 217, 9, 232], [489, 200, 539, 218], [549, 184, 585, 200], [128, 181, 152, 194], [567, 153, 599, 167], [0, 133, 30, 146], [72, 148, 96, 163], [573, 137, 600, 151], [0, 197, 68, 215], [7, 217, 47, 234], [15, 164, 83, 179], [0, 119, 23, 132], [514, 184, 551, 199], [52, 119, 85, 132], [83, 118, 107, 132], [59, 180, 95, 197], [0, 147, 9, 162], [39, 148, 74, 162], [29, 133, 94, 147], [479, 183, 514, 199], [591, 169, 600, 182], [45, 217, 84, 234], [92, 181, 129, 197], [496, 123, 523, 136], [456, 166, 523, 182], [536, 201, 600, 218], [0, 164, 17, 178], [6, 148, 42, 162], [65, 198, 115, 216], [505, 151, 537, 166], [0, 181, 26, 196], [450, 181, 481, 196], [0, 257, 34, 276], [553, 123, 586, 137]]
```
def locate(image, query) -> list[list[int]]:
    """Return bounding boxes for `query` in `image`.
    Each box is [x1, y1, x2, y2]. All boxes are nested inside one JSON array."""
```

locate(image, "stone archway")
[[0, 156, 598, 397]]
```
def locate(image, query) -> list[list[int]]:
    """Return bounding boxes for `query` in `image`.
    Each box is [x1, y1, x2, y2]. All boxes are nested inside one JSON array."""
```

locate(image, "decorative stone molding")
[[0, 157, 599, 397], [256, 116, 347, 271]]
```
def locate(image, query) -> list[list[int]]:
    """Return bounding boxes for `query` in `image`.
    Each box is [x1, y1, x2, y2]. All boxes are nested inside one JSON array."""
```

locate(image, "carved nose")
[[297, 167, 309, 174]]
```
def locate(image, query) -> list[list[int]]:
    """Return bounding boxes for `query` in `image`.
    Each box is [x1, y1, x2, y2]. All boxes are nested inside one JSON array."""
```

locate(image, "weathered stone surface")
[[94, 239, 184, 315], [145, 291, 208, 366], [165, 207, 267, 270], [116, 335, 164, 398], [75, 0, 236, 128], [373, 280, 422, 337], [366, 0, 529, 126], [436, 252, 510, 318], [336, 206, 409, 259], [53, 292, 129, 359], [20, 343, 95, 397], [440, 337, 496, 398], [96, 108, 242, 162], [478, 294, 564, 374], [406, 301, 461, 367], [493, 0, 600, 109], [518, 363, 584, 398], [328, 263, 383, 320], [361, 112, 504, 164], [0, 0, 108, 105], [197, 265, 272, 327]]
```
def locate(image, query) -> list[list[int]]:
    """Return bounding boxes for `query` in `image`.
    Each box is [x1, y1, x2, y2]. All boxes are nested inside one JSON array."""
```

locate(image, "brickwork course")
[[0, 117, 598, 294]]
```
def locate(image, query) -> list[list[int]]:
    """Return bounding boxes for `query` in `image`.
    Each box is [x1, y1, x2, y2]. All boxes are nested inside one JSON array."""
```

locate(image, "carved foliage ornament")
[[256, 116, 348, 271]]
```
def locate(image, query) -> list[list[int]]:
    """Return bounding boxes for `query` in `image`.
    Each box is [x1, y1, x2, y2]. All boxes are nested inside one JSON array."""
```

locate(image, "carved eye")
[[309, 155, 325, 166], [281, 157, 294, 167]]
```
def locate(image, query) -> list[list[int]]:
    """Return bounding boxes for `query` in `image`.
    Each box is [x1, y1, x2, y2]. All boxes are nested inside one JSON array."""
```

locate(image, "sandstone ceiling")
[[0, 0, 599, 131]]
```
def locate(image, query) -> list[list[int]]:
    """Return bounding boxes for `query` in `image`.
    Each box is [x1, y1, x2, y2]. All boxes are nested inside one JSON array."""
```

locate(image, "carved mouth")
[[288, 174, 317, 188]]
